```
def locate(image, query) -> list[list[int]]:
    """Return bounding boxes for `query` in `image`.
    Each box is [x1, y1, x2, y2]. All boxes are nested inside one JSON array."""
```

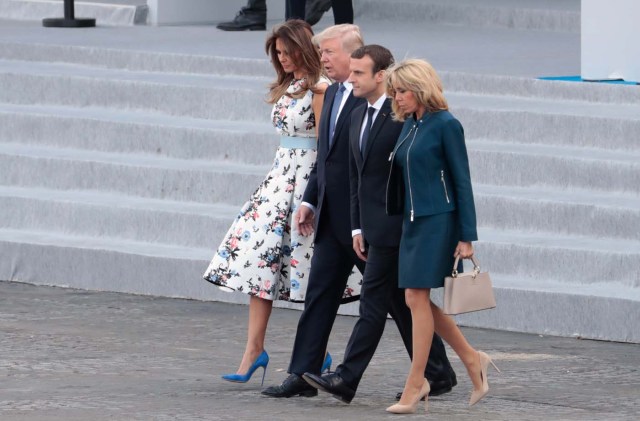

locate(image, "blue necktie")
[[328, 83, 346, 146], [360, 106, 376, 158]]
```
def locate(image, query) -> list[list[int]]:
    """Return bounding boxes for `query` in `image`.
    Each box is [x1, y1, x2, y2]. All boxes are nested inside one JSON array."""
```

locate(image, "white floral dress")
[[203, 77, 361, 303]]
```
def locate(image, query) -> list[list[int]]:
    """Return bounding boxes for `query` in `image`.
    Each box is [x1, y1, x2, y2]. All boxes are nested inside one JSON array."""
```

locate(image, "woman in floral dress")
[[203, 20, 360, 381]]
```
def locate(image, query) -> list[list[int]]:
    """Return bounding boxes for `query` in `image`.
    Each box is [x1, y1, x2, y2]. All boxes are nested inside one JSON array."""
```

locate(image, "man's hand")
[[295, 206, 315, 237], [353, 234, 367, 261]]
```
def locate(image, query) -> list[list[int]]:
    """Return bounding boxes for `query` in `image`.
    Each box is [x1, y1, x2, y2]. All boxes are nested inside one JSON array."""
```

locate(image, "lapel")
[[320, 83, 338, 152], [350, 104, 366, 168], [328, 91, 359, 155], [362, 99, 392, 164]]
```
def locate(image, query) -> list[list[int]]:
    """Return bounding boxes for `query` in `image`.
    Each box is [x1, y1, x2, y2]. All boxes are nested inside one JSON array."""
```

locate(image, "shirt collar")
[[368, 93, 387, 110], [340, 81, 353, 94]]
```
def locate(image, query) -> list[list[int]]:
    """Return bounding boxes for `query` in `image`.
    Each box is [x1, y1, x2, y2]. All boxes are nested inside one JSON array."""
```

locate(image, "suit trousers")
[[288, 217, 365, 376], [286, 0, 354, 24], [246, 0, 266, 12], [335, 245, 454, 390]]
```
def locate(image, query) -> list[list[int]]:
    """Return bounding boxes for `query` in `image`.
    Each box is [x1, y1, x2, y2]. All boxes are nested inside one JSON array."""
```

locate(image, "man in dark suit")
[[261, 28, 455, 400], [261, 23, 367, 399], [300, 45, 457, 403]]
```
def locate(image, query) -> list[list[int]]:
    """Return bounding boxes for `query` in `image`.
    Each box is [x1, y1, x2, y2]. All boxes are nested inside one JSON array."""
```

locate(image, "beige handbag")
[[443, 256, 496, 315]]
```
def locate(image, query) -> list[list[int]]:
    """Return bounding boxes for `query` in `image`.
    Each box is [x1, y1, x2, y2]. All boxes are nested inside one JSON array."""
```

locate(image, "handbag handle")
[[451, 255, 481, 278]]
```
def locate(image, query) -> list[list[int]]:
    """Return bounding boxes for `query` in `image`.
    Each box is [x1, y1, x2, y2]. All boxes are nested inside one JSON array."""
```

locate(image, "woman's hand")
[[454, 241, 474, 259]]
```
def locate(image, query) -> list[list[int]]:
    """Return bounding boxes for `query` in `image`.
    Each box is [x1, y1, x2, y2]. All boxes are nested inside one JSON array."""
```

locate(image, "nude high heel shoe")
[[386, 379, 430, 414], [469, 351, 500, 406]]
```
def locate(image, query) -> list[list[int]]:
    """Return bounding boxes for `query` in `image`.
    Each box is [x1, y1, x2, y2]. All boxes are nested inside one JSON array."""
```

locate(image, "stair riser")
[[454, 107, 640, 151], [0, 43, 272, 77], [2, 191, 635, 284], [476, 195, 639, 241], [469, 150, 640, 193], [2, 242, 635, 342], [0, 73, 269, 121], [0, 113, 279, 165], [4, 192, 636, 252], [476, 242, 639, 287], [4, 109, 639, 162], [0, 154, 265, 205], [3, 74, 639, 155], [445, 286, 640, 343], [443, 73, 640, 105], [0, 196, 235, 249], [355, 0, 580, 32]]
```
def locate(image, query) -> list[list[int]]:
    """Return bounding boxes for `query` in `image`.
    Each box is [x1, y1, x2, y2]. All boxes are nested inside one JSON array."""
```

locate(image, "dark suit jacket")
[[349, 99, 404, 248], [303, 83, 366, 245]]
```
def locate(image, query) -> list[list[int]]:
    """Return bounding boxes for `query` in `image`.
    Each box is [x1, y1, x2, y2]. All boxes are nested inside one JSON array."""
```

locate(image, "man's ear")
[[375, 70, 386, 83]]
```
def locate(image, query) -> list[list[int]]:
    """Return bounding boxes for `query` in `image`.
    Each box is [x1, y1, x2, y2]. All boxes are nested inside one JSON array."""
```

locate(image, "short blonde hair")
[[313, 24, 364, 54], [385, 59, 448, 121]]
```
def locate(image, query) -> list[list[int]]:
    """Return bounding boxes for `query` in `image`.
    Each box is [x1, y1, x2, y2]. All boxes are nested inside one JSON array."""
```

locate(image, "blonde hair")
[[313, 24, 364, 54], [385, 59, 448, 121]]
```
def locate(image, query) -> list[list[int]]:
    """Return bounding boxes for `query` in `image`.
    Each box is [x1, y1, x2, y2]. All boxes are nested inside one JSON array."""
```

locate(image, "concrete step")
[[0, 104, 279, 165], [476, 228, 640, 289], [0, 61, 269, 121], [474, 184, 640, 241], [5, 97, 640, 160], [0, 229, 358, 314], [1, 229, 637, 342], [2, 66, 640, 156], [441, 71, 640, 105], [453, 106, 640, 151], [0, 0, 148, 26], [0, 186, 237, 249], [354, 0, 580, 32], [0, 142, 267, 204], [2, 136, 638, 208], [3, 58, 640, 122], [2, 179, 637, 287], [3, 180, 638, 255], [0, 41, 273, 77], [438, 274, 640, 343], [467, 139, 640, 193]]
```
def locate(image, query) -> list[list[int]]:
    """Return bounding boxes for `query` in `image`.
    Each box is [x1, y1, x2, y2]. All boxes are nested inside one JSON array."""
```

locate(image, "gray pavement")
[[1, 281, 638, 420]]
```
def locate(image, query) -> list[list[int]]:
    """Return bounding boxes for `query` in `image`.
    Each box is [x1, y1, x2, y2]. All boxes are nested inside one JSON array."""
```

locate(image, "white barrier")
[[582, 0, 640, 82], [147, 0, 285, 26]]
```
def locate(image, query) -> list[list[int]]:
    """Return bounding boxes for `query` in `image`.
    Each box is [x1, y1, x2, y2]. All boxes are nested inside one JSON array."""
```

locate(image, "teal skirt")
[[398, 211, 461, 289]]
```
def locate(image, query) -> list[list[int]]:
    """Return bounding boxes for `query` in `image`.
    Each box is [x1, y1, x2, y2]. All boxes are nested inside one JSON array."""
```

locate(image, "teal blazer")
[[386, 110, 478, 242]]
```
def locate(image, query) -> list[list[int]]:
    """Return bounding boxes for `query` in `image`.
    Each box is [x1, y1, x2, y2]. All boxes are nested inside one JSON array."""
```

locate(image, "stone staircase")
[[1, 42, 638, 343], [1, 0, 639, 343]]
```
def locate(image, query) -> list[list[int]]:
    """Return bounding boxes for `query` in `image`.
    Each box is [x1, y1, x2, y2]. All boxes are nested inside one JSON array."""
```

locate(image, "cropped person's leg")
[[216, 0, 267, 31], [330, 0, 353, 24]]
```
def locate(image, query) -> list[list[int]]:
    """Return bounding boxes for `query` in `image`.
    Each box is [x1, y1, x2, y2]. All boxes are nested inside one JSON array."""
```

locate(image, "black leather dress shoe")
[[261, 374, 318, 398], [305, 0, 332, 26], [216, 8, 266, 31], [302, 372, 355, 404], [395, 375, 458, 400]]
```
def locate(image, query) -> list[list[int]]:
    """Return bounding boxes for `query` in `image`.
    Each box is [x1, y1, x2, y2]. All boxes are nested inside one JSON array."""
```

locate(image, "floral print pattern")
[[203, 77, 361, 302]]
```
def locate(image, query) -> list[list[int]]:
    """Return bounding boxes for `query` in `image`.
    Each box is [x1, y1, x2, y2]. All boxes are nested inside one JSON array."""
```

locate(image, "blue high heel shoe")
[[322, 352, 332, 373], [222, 350, 269, 386]]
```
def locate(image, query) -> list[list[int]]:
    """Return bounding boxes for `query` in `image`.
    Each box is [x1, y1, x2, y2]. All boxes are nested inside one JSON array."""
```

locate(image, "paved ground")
[[1, 281, 638, 420]]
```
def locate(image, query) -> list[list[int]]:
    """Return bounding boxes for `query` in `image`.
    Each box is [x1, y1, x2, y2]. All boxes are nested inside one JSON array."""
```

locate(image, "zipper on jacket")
[[385, 124, 417, 219], [441, 170, 450, 204], [388, 125, 415, 162], [406, 127, 419, 221]]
